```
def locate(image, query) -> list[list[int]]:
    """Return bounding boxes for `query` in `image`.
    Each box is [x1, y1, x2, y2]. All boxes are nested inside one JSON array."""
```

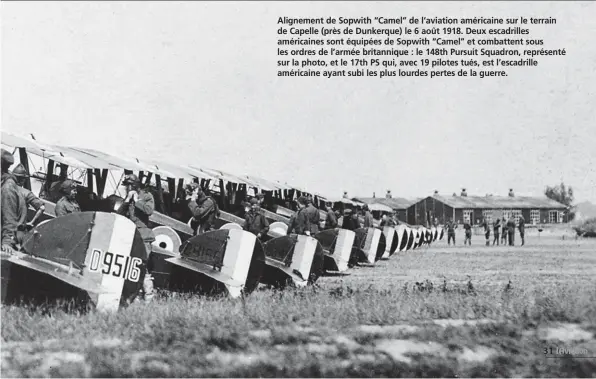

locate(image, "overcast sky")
[[2, 1, 595, 203]]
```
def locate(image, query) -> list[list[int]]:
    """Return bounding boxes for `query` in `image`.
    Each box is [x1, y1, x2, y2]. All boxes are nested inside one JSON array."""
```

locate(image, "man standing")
[[287, 196, 310, 235], [463, 220, 472, 246], [507, 216, 516, 246], [12, 163, 46, 228], [518, 215, 526, 246], [1, 149, 27, 255], [351, 210, 361, 229], [305, 197, 320, 235], [362, 204, 374, 228], [117, 174, 155, 303], [501, 218, 508, 245], [480, 218, 490, 246], [186, 183, 219, 235], [446, 219, 457, 246], [493, 218, 501, 245], [243, 198, 269, 240], [324, 201, 338, 230], [54, 180, 81, 217], [342, 208, 360, 231]]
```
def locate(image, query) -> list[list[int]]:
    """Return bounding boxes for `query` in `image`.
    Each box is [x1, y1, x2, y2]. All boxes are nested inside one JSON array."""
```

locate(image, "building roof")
[[354, 197, 417, 210], [367, 203, 394, 212], [428, 194, 567, 209]]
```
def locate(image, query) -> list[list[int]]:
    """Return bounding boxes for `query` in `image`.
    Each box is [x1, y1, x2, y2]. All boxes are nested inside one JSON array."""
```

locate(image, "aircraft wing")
[[54, 146, 146, 171], [1, 131, 92, 169]]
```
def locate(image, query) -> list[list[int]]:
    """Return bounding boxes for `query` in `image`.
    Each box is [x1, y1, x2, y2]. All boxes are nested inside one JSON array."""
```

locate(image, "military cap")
[[256, 193, 265, 199], [297, 196, 307, 205], [250, 198, 259, 205], [1, 149, 14, 166], [60, 180, 76, 194], [12, 163, 29, 177], [122, 174, 140, 185]]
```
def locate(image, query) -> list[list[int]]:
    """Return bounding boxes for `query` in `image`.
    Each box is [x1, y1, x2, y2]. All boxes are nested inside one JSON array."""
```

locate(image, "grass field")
[[2, 234, 596, 377]]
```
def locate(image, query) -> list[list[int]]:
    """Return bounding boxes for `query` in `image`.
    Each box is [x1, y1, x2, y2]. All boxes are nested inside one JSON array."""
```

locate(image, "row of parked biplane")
[[1, 131, 444, 312]]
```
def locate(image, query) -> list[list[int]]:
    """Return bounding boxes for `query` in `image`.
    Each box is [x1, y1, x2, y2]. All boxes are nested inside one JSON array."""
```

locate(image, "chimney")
[[434, 190, 439, 196], [461, 188, 468, 197], [508, 188, 515, 197], [386, 190, 392, 199], [373, 192, 376, 198]]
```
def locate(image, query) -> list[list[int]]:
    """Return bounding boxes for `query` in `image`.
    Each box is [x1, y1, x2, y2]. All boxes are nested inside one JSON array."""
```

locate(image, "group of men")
[[445, 215, 526, 247], [284, 200, 390, 237], [2, 151, 401, 299], [239, 195, 390, 241]]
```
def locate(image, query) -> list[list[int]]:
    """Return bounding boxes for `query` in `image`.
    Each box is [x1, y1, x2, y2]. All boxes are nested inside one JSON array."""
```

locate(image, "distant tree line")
[[545, 182, 575, 221]]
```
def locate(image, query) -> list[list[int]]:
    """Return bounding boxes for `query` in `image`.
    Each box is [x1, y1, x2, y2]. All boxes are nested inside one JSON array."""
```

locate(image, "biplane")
[[349, 227, 386, 266], [160, 228, 265, 298], [1, 132, 334, 301], [259, 234, 324, 288], [0, 133, 265, 299], [314, 228, 355, 273], [1, 212, 146, 312], [1, 130, 445, 310]]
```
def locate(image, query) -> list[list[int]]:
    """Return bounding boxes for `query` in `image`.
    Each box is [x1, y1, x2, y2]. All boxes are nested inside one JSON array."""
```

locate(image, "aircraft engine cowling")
[[220, 223, 242, 231], [268, 221, 288, 238]]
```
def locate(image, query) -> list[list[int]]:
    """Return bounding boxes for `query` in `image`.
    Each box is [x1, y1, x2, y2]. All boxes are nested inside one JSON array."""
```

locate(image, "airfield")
[[1, 229, 595, 377]]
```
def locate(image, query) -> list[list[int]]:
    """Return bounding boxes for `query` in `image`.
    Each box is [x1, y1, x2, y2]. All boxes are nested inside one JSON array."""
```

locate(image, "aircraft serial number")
[[89, 249, 142, 283]]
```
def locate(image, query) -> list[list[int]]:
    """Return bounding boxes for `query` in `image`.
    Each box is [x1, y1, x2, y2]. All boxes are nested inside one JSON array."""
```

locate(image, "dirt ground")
[[2, 234, 596, 377]]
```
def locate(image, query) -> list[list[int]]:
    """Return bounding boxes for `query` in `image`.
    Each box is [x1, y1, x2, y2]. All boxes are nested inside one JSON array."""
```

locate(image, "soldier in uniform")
[[446, 219, 457, 246], [518, 215, 526, 246], [463, 220, 472, 246], [362, 204, 374, 228], [501, 217, 508, 245], [480, 218, 490, 246], [1, 149, 27, 255], [341, 208, 357, 231], [305, 197, 320, 235], [186, 183, 219, 235], [12, 163, 46, 228], [287, 196, 310, 235], [324, 201, 338, 229], [243, 198, 269, 239], [507, 216, 516, 246], [493, 218, 501, 245], [117, 174, 155, 302], [55, 180, 81, 217]]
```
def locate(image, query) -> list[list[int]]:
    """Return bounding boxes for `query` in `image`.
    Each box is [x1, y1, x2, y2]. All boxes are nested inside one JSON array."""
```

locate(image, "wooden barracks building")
[[406, 188, 569, 226]]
